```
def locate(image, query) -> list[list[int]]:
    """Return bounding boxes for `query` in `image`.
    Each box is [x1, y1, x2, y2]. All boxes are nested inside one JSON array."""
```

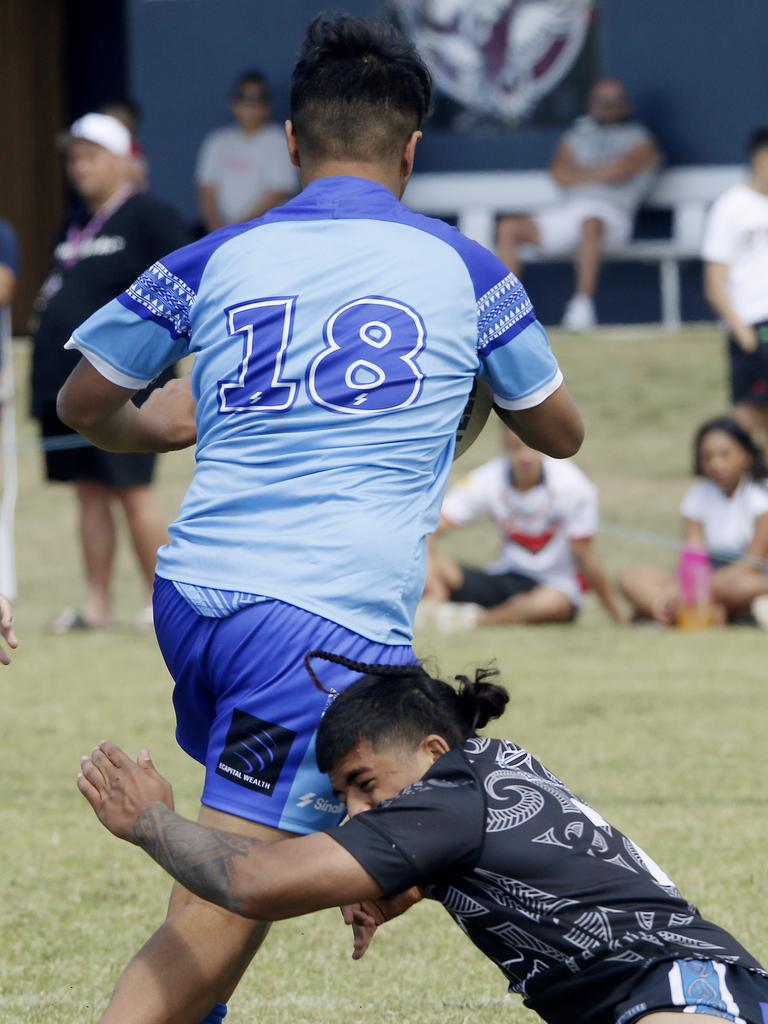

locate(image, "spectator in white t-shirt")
[[620, 417, 768, 626], [496, 79, 658, 331], [703, 128, 768, 443], [196, 70, 296, 232], [417, 430, 625, 632]]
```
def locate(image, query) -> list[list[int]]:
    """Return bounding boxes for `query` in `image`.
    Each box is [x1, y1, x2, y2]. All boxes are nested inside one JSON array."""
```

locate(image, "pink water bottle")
[[676, 544, 713, 629]]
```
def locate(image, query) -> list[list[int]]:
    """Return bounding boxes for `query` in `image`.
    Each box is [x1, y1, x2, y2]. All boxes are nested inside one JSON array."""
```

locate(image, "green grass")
[[1, 330, 767, 1023]]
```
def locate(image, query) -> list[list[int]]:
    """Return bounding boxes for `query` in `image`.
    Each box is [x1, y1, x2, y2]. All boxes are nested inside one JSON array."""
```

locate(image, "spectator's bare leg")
[[115, 485, 168, 598], [477, 585, 573, 625], [574, 216, 604, 298], [495, 215, 540, 276], [423, 550, 464, 601], [618, 566, 677, 624], [561, 217, 604, 330], [730, 403, 763, 439], [76, 480, 116, 626], [99, 808, 287, 1024], [732, 404, 768, 453], [712, 563, 768, 616]]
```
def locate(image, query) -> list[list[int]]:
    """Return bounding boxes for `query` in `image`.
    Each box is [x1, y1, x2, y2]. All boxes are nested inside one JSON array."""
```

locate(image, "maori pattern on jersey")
[[125, 261, 195, 338], [484, 774, 546, 831], [476, 273, 534, 354], [424, 740, 766, 1003]]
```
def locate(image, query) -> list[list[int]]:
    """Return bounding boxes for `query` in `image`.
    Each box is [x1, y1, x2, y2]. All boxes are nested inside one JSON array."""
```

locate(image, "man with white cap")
[[31, 113, 190, 632]]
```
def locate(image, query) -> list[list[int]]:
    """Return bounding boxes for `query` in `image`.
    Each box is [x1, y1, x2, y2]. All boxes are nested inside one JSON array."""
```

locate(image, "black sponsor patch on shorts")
[[215, 709, 296, 796]]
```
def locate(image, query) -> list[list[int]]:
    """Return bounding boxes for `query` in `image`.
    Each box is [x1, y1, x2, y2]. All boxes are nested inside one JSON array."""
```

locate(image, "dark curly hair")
[[693, 416, 768, 480], [290, 14, 433, 162], [306, 650, 509, 775]]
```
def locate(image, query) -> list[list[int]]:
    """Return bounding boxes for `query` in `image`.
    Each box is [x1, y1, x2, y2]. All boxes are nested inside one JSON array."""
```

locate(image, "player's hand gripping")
[[0, 595, 18, 665], [77, 742, 174, 843], [137, 376, 197, 451], [341, 886, 424, 960]]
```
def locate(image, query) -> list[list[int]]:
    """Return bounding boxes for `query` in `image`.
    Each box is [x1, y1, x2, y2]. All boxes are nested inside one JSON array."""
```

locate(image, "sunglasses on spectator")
[[234, 92, 269, 105]]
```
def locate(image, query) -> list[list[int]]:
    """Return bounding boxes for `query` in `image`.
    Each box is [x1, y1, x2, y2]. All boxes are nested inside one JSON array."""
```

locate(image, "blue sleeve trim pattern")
[[477, 273, 536, 356], [119, 261, 196, 340]]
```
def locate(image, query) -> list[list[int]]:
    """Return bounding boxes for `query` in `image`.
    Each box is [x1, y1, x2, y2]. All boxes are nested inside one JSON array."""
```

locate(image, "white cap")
[[61, 113, 131, 156]]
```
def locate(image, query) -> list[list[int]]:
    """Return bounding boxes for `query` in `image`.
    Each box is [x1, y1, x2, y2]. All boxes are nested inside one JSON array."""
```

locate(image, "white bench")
[[405, 166, 744, 329]]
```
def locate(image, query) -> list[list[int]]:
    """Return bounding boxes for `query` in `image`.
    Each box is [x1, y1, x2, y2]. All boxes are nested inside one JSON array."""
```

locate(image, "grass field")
[[2, 329, 767, 1023]]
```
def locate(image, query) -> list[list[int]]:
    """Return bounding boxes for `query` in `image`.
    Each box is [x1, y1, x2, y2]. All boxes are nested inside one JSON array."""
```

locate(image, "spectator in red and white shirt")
[[419, 430, 625, 631]]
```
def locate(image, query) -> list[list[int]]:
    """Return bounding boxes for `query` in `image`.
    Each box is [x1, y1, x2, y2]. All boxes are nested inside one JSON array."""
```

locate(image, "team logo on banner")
[[392, 0, 594, 121]]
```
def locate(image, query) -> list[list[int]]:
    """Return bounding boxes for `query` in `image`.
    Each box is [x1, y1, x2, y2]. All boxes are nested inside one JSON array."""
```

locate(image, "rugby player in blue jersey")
[[59, 14, 583, 1024]]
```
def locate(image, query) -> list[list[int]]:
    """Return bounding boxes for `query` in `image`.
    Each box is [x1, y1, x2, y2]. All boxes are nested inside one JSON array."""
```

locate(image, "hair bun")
[[456, 668, 509, 731], [306, 15, 398, 62]]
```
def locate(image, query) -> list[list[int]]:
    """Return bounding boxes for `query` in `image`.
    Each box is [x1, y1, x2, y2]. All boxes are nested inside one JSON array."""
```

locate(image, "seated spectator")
[[418, 429, 624, 631], [620, 417, 768, 626], [196, 70, 296, 232], [496, 79, 658, 331], [0, 216, 18, 308], [702, 127, 768, 444]]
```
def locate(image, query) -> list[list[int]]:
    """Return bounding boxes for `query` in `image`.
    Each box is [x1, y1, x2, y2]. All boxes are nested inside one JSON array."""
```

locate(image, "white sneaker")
[[561, 294, 596, 331], [414, 601, 481, 634], [750, 595, 768, 629]]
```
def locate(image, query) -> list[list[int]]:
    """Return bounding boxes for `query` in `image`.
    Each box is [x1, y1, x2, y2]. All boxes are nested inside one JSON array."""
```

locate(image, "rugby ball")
[[454, 377, 493, 459]]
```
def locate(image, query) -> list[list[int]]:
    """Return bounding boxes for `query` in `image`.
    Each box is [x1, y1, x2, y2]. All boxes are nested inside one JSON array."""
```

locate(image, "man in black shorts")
[[703, 127, 768, 444], [420, 429, 625, 630], [31, 113, 190, 631], [78, 655, 767, 1024]]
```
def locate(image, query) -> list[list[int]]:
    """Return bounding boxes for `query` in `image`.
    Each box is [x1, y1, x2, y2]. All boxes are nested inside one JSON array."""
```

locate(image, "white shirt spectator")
[[680, 477, 768, 562], [701, 183, 768, 325], [195, 124, 296, 224], [441, 456, 598, 605]]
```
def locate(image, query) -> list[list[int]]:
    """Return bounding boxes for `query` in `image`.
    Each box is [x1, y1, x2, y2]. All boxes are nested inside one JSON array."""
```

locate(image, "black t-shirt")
[[31, 193, 190, 414], [327, 738, 766, 1024]]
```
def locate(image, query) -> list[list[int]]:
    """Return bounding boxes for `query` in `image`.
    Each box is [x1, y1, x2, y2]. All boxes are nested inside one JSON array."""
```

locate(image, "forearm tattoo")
[[132, 804, 261, 915]]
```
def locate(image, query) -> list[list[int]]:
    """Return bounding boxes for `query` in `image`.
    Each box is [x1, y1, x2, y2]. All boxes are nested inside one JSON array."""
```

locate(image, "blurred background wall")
[[2, 0, 767, 327]]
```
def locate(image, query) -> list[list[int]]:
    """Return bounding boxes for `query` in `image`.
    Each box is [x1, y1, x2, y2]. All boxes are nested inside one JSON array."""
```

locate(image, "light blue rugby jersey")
[[69, 176, 562, 643]]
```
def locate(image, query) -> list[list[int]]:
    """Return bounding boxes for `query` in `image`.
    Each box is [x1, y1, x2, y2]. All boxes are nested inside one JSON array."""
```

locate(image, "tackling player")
[[79, 659, 768, 1024], [58, 14, 582, 1023]]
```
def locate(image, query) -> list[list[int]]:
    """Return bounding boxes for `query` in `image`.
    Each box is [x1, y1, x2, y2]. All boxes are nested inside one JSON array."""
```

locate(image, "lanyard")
[[60, 185, 135, 269]]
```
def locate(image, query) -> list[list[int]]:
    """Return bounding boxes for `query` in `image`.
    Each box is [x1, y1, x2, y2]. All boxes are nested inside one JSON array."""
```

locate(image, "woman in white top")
[[620, 417, 768, 625]]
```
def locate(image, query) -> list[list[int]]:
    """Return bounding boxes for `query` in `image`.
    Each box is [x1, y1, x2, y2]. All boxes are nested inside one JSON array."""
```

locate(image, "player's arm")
[[704, 261, 757, 351], [569, 536, 627, 623], [58, 241, 201, 449], [494, 383, 583, 458], [77, 742, 384, 920], [470, 242, 583, 457], [57, 360, 196, 453]]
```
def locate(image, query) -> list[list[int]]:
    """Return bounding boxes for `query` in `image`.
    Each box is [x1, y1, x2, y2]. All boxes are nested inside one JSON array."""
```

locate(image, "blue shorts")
[[153, 576, 416, 834], [613, 959, 768, 1024]]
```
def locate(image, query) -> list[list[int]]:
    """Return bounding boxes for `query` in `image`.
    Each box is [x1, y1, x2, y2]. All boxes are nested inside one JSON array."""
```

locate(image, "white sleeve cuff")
[[65, 336, 152, 390], [493, 368, 563, 412]]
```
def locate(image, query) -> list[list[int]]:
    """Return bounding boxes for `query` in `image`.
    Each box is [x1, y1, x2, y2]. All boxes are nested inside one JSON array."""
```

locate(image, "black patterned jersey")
[[327, 738, 766, 1024]]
